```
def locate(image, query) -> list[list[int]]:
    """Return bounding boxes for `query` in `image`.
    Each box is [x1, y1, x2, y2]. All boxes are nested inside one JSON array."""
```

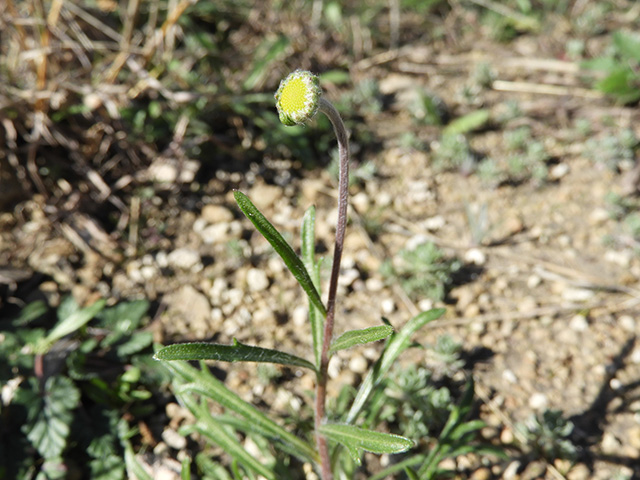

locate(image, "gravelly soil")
[[2, 30, 640, 480]]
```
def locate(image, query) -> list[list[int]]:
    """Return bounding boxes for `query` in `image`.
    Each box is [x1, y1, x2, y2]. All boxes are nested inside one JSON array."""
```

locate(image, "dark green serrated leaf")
[[154, 340, 315, 370], [345, 308, 446, 424], [234, 191, 326, 317], [329, 325, 394, 353], [23, 376, 80, 460], [320, 424, 413, 464]]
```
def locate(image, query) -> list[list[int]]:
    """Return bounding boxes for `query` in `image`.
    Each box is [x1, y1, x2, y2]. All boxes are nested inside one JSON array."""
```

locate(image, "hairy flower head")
[[275, 70, 321, 126]]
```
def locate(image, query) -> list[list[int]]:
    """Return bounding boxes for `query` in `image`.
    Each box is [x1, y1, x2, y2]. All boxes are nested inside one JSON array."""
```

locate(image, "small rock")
[[423, 215, 445, 231], [248, 183, 281, 210], [502, 369, 517, 384], [500, 427, 515, 444], [604, 249, 632, 268], [201, 204, 233, 224], [381, 298, 395, 314], [569, 314, 589, 332], [292, 305, 308, 326], [566, 463, 590, 480], [529, 392, 548, 410], [351, 192, 370, 213], [619, 315, 636, 332], [589, 207, 610, 225], [198, 223, 230, 244], [246, 268, 269, 292], [549, 162, 570, 180], [328, 355, 341, 379], [527, 274, 542, 289], [562, 287, 594, 302], [601, 431, 621, 454], [349, 356, 368, 374], [162, 428, 187, 450], [365, 277, 384, 292], [418, 299, 434, 311], [470, 467, 492, 480], [167, 248, 201, 270], [503, 460, 521, 480], [464, 248, 486, 266]]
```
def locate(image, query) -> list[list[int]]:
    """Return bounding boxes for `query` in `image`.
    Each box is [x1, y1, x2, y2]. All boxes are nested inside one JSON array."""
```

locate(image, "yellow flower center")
[[279, 77, 308, 115]]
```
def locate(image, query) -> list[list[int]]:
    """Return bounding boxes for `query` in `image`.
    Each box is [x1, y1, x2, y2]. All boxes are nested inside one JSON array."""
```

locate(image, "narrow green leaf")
[[180, 394, 276, 480], [320, 424, 413, 464], [443, 109, 490, 136], [329, 325, 394, 354], [302, 205, 324, 368], [234, 191, 327, 317], [404, 466, 420, 480], [345, 308, 446, 424], [36, 299, 106, 354], [164, 360, 318, 463], [154, 340, 315, 371]]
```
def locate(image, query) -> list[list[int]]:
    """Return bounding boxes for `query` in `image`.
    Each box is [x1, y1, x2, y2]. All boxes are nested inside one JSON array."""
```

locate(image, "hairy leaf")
[[320, 424, 413, 464], [329, 325, 394, 353], [234, 191, 326, 317], [155, 339, 315, 370]]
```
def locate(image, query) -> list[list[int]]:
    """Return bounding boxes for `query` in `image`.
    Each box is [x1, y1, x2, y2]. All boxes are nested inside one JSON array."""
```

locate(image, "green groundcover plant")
[[155, 70, 503, 479]]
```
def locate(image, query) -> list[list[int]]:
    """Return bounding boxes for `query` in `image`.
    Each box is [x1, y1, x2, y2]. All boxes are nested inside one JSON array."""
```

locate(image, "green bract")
[[275, 70, 321, 126]]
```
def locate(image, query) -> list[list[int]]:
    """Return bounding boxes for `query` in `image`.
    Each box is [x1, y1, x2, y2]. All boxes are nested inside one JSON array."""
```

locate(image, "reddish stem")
[[315, 97, 350, 480]]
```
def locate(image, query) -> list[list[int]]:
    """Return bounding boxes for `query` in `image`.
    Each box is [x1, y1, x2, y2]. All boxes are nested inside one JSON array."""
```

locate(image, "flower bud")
[[275, 70, 321, 126]]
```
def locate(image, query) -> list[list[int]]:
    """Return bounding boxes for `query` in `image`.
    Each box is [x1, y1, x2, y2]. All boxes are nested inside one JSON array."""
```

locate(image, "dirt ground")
[[2, 3, 640, 479]]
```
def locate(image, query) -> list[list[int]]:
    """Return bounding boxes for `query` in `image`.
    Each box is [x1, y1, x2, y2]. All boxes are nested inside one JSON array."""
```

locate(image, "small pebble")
[[569, 314, 589, 332], [502, 369, 517, 384], [527, 274, 542, 289], [167, 247, 200, 270], [619, 315, 636, 332], [246, 268, 269, 292], [349, 356, 368, 374], [328, 355, 341, 379], [381, 298, 395, 314], [162, 428, 187, 450], [464, 247, 486, 266], [529, 392, 548, 410], [201, 204, 234, 223], [562, 287, 594, 302]]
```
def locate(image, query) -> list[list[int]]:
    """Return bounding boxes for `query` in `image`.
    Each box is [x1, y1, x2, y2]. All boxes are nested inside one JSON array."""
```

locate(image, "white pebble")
[[569, 314, 589, 332], [464, 248, 486, 266], [527, 274, 542, 289], [529, 392, 548, 410], [328, 355, 341, 379], [167, 247, 201, 270], [349, 356, 368, 374], [619, 315, 636, 332], [502, 369, 517, 384], [162, 428, 187, 450], [246, 268, 269, 292], [292, 305, 308, 326], [381, 298, 396, 314]]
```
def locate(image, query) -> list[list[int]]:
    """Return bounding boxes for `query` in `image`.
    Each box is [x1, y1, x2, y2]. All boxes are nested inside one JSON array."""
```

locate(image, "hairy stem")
[[315, 97, 349, 480]]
